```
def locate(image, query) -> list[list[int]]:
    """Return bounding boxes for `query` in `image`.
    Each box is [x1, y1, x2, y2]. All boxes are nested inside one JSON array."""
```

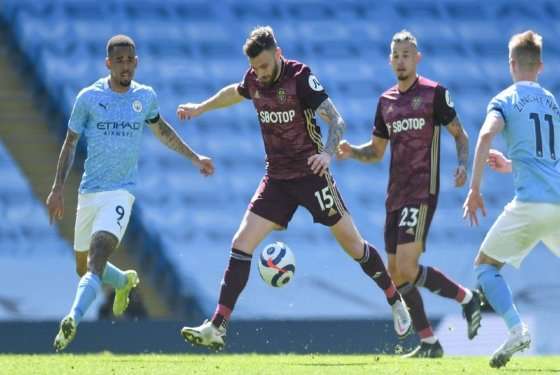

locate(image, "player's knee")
[[388, 262, 399, 279], [332, 229, 363, 258], [474, 251, 502, 268], [90, 231, 118, 252], [75, 265, 87, 277], [88, 231, 117, 274], [231, 236, 254, 255], [398, 263, 419, 283]]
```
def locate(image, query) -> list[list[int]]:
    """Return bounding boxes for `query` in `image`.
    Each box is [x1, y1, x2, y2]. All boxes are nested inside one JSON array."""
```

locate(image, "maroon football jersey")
[[237, 59, 328, 179], [373, 76, 457, 212]]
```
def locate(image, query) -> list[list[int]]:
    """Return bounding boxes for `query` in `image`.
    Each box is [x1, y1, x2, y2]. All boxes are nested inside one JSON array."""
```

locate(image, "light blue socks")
[[69, 272, 102, 325], [102, 262, 127, 289], [476, 264, 522, 330]]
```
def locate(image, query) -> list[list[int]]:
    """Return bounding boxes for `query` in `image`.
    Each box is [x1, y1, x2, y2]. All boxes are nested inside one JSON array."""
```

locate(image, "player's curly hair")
[[243, 26, 277, 58], [106, 34, 136, 57], [509, 30, 542, 71]]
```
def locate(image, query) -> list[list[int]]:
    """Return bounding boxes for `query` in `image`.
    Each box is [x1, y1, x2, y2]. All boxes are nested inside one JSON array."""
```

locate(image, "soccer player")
[[46, 35, 214, 352], [176, 26, 411, 350], [337, 30, 481, 358], [463, 30, 559, 368]]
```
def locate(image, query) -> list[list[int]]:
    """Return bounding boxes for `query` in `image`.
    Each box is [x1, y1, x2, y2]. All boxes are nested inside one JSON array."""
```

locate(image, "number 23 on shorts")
[[399, 206, 419, 228]]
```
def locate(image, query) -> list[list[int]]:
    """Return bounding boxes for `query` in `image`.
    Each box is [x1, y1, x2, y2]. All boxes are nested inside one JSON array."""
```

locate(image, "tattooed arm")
[[307, 98, 346, 176], [317, 98, 346, 156], [446, 116, 470, 187], [149, 116, 214, 176], [46, 129, 80, 223], [337, 136, 388, 163]]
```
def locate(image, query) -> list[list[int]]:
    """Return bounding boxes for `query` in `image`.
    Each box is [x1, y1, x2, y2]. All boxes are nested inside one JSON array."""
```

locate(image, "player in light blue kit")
[[463, 30, 560, 368], [46, 35, 214, 352]]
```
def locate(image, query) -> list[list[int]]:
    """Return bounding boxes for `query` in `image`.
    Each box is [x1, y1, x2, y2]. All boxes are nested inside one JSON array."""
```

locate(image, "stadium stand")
[[0, 140, 104, 320], [1, 0, 559, 325]]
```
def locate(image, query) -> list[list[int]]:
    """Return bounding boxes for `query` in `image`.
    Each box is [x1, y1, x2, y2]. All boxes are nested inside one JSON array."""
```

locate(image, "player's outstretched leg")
[[181, 248, 251, 351], [329, 215, 412, 338], [54, 272, 101, 352], [476, 261, 530, 368], [398, 283, 444, 358], [414, 265, 482, 339], [357, 243, 412, 338], [181, 211, 277, 350], [53, 231, 117, 352]]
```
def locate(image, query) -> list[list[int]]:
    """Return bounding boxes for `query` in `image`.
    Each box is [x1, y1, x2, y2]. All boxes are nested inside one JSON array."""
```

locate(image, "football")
[[257, 241, 296, 287]]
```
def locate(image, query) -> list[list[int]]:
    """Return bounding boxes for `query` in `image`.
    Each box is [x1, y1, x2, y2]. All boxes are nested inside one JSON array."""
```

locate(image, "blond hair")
[[391, 29, 418, 49], [509, 30, 542, 71]]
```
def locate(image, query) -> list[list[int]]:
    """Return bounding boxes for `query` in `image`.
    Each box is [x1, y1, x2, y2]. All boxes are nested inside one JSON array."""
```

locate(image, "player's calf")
[[87, 231, 118, 275]]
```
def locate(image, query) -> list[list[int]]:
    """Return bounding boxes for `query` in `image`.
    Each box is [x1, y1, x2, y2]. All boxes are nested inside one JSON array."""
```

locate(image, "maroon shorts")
[[249, 173, 348, 228], [384, 201, 437, 254]]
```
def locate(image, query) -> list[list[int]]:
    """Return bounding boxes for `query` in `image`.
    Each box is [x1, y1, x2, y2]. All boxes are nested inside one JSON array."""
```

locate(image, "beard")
[[119, 79, 132, 87], [397, 72, 409, 81], [260, 61, 280, 87]]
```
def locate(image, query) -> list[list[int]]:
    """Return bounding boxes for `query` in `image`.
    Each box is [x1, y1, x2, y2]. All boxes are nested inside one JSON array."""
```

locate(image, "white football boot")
[[181, 319, 226, 351], [391, 298, 413, 338], [490, 324, 531, 368]]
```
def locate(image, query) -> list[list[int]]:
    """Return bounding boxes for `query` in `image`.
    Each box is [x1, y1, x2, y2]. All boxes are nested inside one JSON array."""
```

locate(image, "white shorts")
[[74, 189, 135, 252], [479, 199, 560, 268]]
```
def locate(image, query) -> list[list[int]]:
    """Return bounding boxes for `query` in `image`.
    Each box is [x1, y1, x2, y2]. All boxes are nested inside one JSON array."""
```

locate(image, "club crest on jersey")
[[132, 100, 142, 113], [254, 90, 261, 99], [412, 96, 422, 110], [277, 88, 287, 104]]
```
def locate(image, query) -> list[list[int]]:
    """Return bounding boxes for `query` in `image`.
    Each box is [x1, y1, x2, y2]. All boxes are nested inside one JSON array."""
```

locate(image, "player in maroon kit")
[[175, 26, 412, 350], [337, 30, 481, 358]]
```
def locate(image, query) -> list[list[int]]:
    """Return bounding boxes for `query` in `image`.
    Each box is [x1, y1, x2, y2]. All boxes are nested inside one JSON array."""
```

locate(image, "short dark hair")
[[243, 26, 277, 58], [106, 34, 136, 57]]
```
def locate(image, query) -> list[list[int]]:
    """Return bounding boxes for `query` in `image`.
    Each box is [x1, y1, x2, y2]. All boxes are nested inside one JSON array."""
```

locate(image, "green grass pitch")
[[1, 354, 559, 375]]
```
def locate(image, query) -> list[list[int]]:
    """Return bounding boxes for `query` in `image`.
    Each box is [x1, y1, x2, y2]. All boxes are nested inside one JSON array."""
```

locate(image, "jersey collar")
[[104, 76, 133, 94], [397, 76, 419, 95], [515, 80, 540, 88]]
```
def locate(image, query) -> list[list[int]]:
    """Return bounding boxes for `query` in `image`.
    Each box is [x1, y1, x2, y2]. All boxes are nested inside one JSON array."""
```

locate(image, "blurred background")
[[0, 0, 559, 355]]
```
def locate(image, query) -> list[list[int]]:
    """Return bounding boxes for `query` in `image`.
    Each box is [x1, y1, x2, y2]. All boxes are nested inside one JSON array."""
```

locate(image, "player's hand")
[[336, 140, 353, 160], [193, 155, 215, 177], [46, 188, 64, 224], [487, 149, 512, 173], [463, 188, 486, 227], [177, 103, 204, 121], [454, 165, 467, 187], [308, 151, 331, 177]]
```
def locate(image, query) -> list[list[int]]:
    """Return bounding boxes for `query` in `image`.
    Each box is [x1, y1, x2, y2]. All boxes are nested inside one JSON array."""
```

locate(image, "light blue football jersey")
[[487, 81, 560, 203], [68, 77, 159, 194]]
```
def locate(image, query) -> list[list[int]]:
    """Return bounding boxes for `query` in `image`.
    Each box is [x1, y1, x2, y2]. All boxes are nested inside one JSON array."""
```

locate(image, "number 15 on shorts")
[[314, 187, 334, 211]]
